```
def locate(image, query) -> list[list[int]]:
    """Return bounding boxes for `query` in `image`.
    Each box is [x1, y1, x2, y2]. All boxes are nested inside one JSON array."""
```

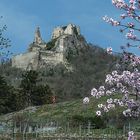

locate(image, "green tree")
[[0, 17, 19, 114], [20, 70, 38, 106], [20, 70, 54, 106], [0, 75, 19, 114], [0, 75, 10, 114], [32, 84, 53, 105]]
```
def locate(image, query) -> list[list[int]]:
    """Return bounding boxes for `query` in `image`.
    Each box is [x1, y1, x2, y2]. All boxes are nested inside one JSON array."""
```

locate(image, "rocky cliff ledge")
[[12, 24, 88, 70]]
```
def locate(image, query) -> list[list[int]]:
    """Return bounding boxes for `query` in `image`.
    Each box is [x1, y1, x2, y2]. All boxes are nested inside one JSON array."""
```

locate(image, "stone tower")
[[34, 27, 42, 44]]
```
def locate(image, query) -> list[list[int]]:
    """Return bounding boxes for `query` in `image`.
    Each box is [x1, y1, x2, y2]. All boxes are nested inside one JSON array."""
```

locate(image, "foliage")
[[0, 17, 12, 114], [0, 17, 23, 114], [20, 70, 53, 107], [20, 70, 38, 90], [0, 69, 54, 114], [31, 84, 53, 105], [71, 115, 106, 129], [1, 97, 139, 131], [0, 16, 11, 61], [0, 60, 24, 87], [46, 38, 57, 50], [0, 44, 118, 103], [38, 45, 118, 101], [20, 70, 38, 106], [0, 18, 118, 114], [73, 27, 79, 35], [0, 75, 19, 114]]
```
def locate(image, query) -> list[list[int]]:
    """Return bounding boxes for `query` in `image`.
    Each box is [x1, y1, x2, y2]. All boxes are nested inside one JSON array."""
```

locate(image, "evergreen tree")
[[32, 84, 53, 105], [20, 70, 38, 106], [0, 75, 18, 114]]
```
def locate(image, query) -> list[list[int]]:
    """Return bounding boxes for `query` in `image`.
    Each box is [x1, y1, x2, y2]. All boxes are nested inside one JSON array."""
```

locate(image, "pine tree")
[[20, 70, 38, 107]]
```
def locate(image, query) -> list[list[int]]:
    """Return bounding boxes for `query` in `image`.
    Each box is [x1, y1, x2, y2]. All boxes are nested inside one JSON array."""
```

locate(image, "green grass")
[[0, 95, 126, 123], [1, 94, 140, 131]]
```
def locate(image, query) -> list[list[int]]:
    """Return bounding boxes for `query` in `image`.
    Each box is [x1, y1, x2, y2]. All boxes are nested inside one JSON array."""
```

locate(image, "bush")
[[46, 38, 57, 50], [71, 115, 106, 129]]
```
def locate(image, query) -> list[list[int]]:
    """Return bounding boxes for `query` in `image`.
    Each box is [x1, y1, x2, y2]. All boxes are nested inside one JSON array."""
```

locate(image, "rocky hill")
[[0, 24, 118, 101], [12, 24, 88, 70]]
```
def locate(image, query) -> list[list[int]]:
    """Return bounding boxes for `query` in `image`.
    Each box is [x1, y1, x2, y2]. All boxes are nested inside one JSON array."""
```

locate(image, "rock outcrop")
[[12, 24, 88, 70]]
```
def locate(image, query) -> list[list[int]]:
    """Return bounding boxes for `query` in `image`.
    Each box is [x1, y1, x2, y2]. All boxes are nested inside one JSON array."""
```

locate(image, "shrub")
[[46, 38, 57, 50]]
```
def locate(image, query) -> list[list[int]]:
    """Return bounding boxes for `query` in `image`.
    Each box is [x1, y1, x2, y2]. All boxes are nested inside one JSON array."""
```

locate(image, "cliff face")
[[12, 24, 88, 70]]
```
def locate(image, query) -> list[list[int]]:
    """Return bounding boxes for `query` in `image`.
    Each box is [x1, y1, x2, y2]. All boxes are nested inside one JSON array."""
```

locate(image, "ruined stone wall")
[[52, 27, 64, 39], [12, 52, 39, 70], [11, 24, 85, 70], [12, 51, 64, 70], [40, 51, 64, 66], [52, 24, 81, 39]]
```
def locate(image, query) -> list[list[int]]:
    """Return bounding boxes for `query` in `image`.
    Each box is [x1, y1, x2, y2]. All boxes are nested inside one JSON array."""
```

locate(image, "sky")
[[0, 0, 140, 56]]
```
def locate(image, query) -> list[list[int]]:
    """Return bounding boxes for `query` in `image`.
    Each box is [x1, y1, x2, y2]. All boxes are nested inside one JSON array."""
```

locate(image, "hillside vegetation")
[[0, 45, 118, 99], [0, 44, 119, 115], [1, 95, 139, 129]]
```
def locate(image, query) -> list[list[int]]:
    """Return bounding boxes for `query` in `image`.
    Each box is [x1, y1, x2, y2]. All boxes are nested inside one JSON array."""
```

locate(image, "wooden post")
[[22, 123, 24, 140], [14, 121, 16, 140], [123, 125, 126, 137], [12, 121, 15, 140], [25, 131, 27, 140], [88, 121, 91, 134], [129, 121, 131, 132], [79, 125, 82, 136], [40, 123, 43, 137], [23, 122, 28, 140], [67, 122, 69, 134], [42, 125, 45, 137], [20, 121, 22, 133], [35, 125, 38, 138]]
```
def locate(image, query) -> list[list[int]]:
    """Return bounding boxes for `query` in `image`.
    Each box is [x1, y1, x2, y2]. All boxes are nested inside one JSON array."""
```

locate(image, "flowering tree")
[[103, 0, 140, 49], [84, 0, 140, 139]]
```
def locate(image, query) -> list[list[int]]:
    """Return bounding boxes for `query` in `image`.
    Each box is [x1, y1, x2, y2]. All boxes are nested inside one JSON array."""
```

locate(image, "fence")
[[0, 120, 139, 140]]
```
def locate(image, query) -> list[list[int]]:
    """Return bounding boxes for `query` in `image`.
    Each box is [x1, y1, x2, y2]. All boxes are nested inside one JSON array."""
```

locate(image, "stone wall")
[[39, 51, 64, 66], [12, 52, 39, 70], [51, 27, 64, 39]]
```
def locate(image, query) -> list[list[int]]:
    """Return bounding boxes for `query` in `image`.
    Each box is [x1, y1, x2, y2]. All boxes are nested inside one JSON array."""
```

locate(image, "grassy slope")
[[1, 95, 140, 132], [0, 95, 125, 123]]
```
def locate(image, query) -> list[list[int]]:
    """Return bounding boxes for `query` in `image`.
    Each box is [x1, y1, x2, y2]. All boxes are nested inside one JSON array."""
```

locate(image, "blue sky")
[[0, 0, 139, 55]]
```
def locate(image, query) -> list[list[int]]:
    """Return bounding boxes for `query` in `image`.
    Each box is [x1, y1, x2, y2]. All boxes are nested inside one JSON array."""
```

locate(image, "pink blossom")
[[106, 47, 113, 54], [129, 0, 136, 4], [104, 107, 109, 112], [127, 22, 135, 28], [98, 104, 104, 109], [128, 131, 135, 140], [107, 98, 113, 104], [91, 88, 97, 97], [126, 30, 137, 40], [96, 110, 101, 116], [83, 97, 90, 104], [103, 16, 120, 26], [112, 0, 126, 8], [88, 0, 140, 128], [120, 13, 126, 19]]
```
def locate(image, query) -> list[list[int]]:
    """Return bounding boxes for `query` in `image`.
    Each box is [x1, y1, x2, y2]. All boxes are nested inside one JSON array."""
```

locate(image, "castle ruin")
[[12, 24, 87, 70]]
